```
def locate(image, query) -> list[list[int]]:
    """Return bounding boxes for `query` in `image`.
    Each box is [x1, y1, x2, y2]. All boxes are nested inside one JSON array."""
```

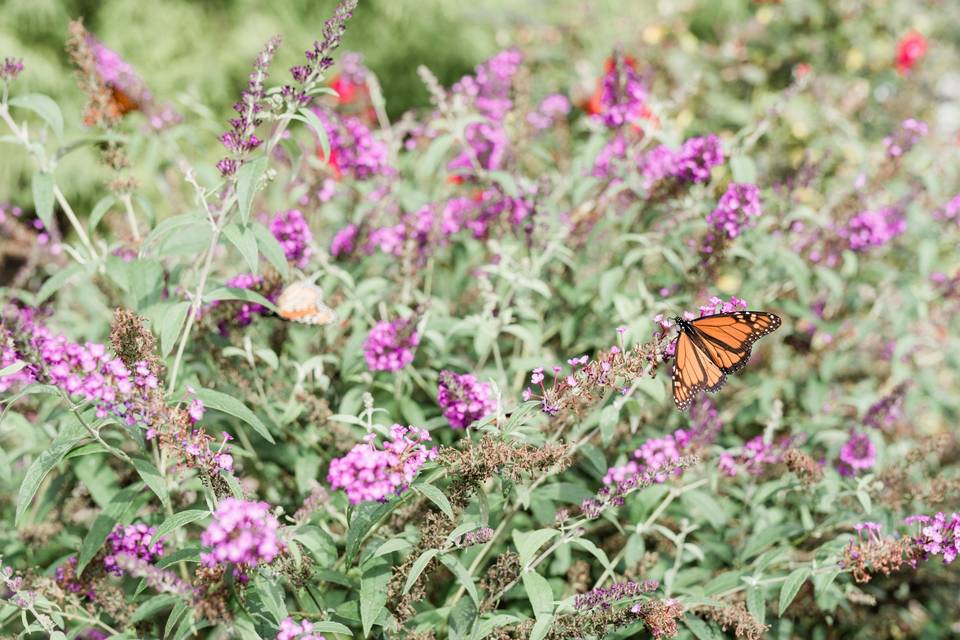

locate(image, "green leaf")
[[204, 286, 278, 314], [34, 264, 85, 306], [165, 600, 189, 639], [298, 107, 330, 163], [403, 549, 438, 595], [87, 194, 116, 233], [730, 155, 758, 184], [31, 172, 55, 230], [194, 387, 274, 443], [251, 222, 289, 278], [521, 570, 553, 619], [439, 554, 479, 605], [311, 621, 353, 635], [746, 586, 765, 626], [0, 360, 28, 377], [223, 223, 260, 275], [569, 537, 612, 571], [360, 558, 391, 636], [373, 537, 412, 558], [10, 93, 64, 139], [77, 483, 145, 574], [16, 428, 84, 526], [448, 596, 478, 640], [683, 615, 719, 640], [142, 213, 207, 251], [130, 593, 178, 623], [236, 156, 267, 225], [254, 575, 287, 625], [159, 301, 191, 359], [529, 616, 554, 640], [778, 568, 810, 616], [512, 528, 558, 566], [153, 509, 209, 541], [130, 457, 170, 510], [413, 482, 454, 520], [345, 501, 393, 565]]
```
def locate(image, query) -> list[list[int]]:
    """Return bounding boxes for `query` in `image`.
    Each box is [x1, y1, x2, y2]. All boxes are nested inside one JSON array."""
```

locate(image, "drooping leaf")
[[31, 172, 55, 230], [512, 528, 558, 566], [10, 93, 64, 139], [778, 568, 810, 616], [360, 557, 391, 636], [194, 387, 274, 443], [235, 156, 268, 225]]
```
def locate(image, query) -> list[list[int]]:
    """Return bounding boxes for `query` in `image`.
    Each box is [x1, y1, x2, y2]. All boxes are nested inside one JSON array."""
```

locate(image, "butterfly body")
[[671, 311, 781, 411]]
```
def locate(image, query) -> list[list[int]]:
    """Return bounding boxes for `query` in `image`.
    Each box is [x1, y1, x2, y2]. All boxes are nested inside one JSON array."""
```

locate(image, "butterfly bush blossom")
[[700, 182, 763, 258], [835, 430, 877, 477], [0, 308, 159, 422], [200, 498, 282, 568], [883, 118, 928, 158], [277, 617, 326, 640], [604, 429, 692, 485], [269, 209, 313, 268], [905, 512, 960, 565], [527, 93, 571, 130], [437, 370, 496, 429], [0, 57, 24, 82], [363, 318, 420, 372], [719, 434, 794, 477], [103, 523, 165, 577], [839, 206, 906, 251], [327, 425, 437, 504], [592, 55, 648, 129], [313, 107, 393, 180]]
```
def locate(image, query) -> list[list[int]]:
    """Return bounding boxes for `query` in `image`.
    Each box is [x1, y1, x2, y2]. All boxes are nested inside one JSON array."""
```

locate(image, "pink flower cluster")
[[934, 192, 960, 225], [1, 57, 24, 82], [594, 56, 647, 129], [719, 434, 794, 477], [277, 617, 326, 640], [200, 498, 282, 568], [883, 118, 927, 158], [363, 318, 420, 372], [839, 207, 906, 251], [313, 107, 393, 181], [103, 523, 165, 577], [269, 209, 313, 269], [0, 308, 159, 423], [527, 93, 571, 130], [905, 512, 960, 565], [447, 49, 523, 176], [330, 223, 359, 257], [637, 134, 725, 189], [437, 370, 496, 429], [604, 429, 692, 485], [0, 203, 61, 254], [327, 425, 437, 504], [706, 183, 763, 239], [835, 430, 877, 477]]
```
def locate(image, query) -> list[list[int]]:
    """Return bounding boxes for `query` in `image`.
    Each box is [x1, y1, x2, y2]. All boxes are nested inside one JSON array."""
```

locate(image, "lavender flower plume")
[[1, 57, 24, 82]]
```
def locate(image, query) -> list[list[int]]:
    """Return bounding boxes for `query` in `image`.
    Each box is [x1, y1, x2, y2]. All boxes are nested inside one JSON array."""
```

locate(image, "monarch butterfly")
[[671, 311, 781, 411], [277, 281, 338, 325]]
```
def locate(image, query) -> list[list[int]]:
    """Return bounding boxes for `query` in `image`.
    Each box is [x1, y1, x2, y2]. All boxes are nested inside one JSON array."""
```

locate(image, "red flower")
[[895, 31, 927, 75], [330, 73, 361, 104]]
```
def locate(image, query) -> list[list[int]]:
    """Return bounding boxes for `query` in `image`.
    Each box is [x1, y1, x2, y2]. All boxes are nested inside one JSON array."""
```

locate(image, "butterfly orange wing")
[[672, 331, 726, 410], [689, 312, 781, 375]]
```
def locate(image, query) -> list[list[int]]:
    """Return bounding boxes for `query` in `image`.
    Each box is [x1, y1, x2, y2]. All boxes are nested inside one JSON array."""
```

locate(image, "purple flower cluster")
[[863, 383, 908, 430], [527, 93, 571, 130], [284, 0, 358, 105], [1, 57, 24, 82], [327, 425, 437, 504], [437, 370, 496, 429], [88, 36, 152, 107], [637, 134, 725, 189], [905, 512, 960, 565], [447, 50, 523, 176], [604, 429, 692, 485], [706, 183, 763, 239], [883, 118, 928, 158], [0, 203, 61, 255], [0, 308, 159, 423], [574, 580, 659, 610], [453, 527, 495, 548], [312, 107, 393, 180], [218, 36, 280, 175], [718, 434, 793, 477], [269, 209, 313, 268], [200, 498, 282, 568], [103, 523, 164, 577], [592, 134, 628, 179], [277, 617, 326, 640], [934, 193, 960, 225], [330, 223, 359, 257], [594, 56, 647, 129], [363, 318, 420, 372], [839, 207, 906, 251], [216, 273, 272, 329], [835, 430, 876, 477]]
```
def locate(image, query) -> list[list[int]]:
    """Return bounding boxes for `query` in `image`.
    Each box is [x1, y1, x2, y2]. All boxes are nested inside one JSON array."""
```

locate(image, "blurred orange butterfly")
[[277, 281, 338, 325], [671, 311, 781, 411]]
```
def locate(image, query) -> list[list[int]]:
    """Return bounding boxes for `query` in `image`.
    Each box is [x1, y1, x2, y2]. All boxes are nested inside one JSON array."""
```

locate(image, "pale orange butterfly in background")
[[277, 281, 338, 325]]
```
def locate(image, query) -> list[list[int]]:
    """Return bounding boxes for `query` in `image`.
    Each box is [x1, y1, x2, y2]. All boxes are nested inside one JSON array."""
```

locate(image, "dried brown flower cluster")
[[490, 596, 683, 640], [843, 532, 912, 583], [783, 448, 824, 488], [696, 600, 770, 640], [65, 20, 124, 129]]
